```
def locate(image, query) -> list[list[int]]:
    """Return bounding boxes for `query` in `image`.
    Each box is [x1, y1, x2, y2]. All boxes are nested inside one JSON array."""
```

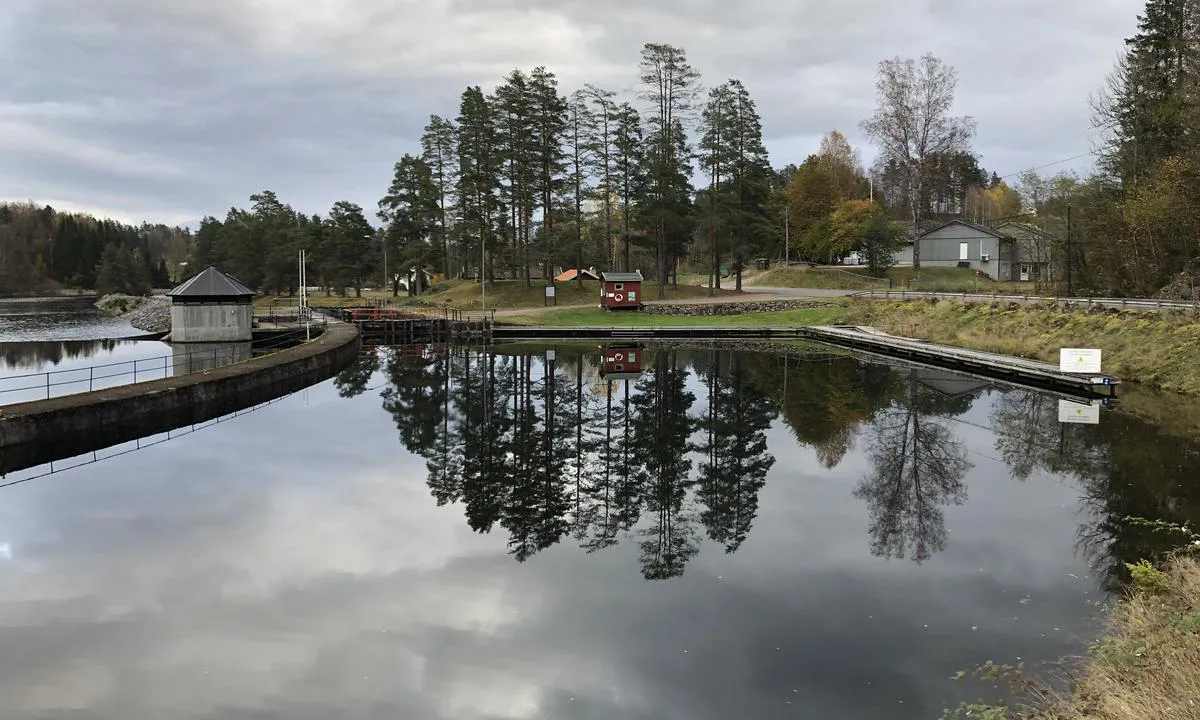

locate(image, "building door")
[[959, 242, 969, 260], [1019, 265, 1030, 281]]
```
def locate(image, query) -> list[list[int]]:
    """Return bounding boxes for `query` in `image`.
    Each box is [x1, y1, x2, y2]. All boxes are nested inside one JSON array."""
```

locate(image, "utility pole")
[[784, 206, 789, 266], [1066, 204, 1073, 297]]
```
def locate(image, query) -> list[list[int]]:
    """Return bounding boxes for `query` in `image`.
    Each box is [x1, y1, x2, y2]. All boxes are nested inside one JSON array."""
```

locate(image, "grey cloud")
[[1, 0, 1142, 225]]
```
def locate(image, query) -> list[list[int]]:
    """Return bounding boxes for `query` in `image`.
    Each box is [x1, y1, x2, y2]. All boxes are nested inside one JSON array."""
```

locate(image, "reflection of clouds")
[[0, 375, 1108, 719]]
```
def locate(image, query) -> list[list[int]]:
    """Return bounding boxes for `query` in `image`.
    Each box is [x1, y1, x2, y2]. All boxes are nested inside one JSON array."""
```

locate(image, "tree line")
[[0, 202, 185, 295], [379, 42, 781, 298]]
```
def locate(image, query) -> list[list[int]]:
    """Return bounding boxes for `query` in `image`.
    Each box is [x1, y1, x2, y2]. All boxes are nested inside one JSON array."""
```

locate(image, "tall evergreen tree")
[[612, 102, 647, 271], [325, 200, 376, 297], [698, 81, 738, 294], [378, 154, 441, 295], [493, 70, 537, 286], [1097, 0, 1200, 182], [455, 86, 502, 284], [419, 115, 458, 279], [638, 42, 701, 296], [585, 85, 619, 270], [724, 79, 773, 290], [528, 67, 568, 285], [566, 89, 596, 286]]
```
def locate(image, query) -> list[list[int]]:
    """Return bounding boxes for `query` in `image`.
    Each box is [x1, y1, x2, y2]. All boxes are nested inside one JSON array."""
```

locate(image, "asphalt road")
[[741, 286, 859, 297]]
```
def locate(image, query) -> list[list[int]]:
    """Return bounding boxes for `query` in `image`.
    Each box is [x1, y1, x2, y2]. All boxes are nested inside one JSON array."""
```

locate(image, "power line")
[[994, 150, 1101, 182]]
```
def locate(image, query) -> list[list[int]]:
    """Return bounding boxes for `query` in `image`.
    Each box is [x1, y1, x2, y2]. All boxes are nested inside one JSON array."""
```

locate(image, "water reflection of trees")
[[0, 339, 126, 369], [854, 371, 973, 563], [989, 391, 1200, 592], [367, 343, 1200, 584], [375, 346, 779, 579]]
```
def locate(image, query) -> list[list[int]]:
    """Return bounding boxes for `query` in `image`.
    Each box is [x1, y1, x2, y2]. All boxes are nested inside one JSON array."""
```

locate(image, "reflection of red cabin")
[[599, 271, 644, 310], [600, 345, 644, 379]]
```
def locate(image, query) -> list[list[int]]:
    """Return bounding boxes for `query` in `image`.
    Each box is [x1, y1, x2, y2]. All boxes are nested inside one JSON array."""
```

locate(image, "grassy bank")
[[835, 299, 1200, 395], [946, 555, 1200, 720], [255, 279, 736, 311], [747, 265, 1038, 294], [504, 305, 845, 327]]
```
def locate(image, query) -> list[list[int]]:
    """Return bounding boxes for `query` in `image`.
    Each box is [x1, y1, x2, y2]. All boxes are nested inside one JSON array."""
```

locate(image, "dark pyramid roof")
[[167, 266, 255, 297], [600, 271, 644, 282]]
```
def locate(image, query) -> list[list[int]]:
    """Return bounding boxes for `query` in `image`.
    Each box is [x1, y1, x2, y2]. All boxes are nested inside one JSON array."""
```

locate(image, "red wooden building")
[[599, 345, 644, 380], [599, 271, 643, 310]]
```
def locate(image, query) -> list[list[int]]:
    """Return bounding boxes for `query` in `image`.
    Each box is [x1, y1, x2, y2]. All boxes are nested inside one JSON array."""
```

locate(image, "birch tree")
[[860, 54, 975, 276]]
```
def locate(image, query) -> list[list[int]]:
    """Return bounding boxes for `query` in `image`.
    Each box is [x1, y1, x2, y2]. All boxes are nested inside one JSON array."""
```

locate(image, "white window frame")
[[614, 283, 624, 290]]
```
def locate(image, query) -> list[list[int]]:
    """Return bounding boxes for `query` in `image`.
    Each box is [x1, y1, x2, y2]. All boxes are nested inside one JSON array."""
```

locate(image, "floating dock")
[[489, 323, 1120, 398], [315, 312, 1121, 399], [799, 325, 1119, 399]]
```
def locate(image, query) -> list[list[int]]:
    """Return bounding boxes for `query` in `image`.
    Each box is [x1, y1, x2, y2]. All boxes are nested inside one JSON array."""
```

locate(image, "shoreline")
[[945, 554, 1199, 720]]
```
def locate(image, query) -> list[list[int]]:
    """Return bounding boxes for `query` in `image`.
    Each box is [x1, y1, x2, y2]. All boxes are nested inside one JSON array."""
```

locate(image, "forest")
[[0, 202, 187, 295], [2, 0, 1196, 299]]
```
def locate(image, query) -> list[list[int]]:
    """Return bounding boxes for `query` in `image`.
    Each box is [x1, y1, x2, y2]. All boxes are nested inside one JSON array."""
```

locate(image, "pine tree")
[[528, 67, 568, 285], [378, 154, 441, 295], [492, 70, 537, 286], [725, 80, 773, 290], [698, 82, 738, 294], [585, 85, 619, 270], [455, 86, 502, 283], [325, 200, 376, 297], [566, 89, 596, 286], [1100, 0, 1200, 182], [419, 115, 458, 280], [639, 42, 701, 296], [612, 102, 646, 271]]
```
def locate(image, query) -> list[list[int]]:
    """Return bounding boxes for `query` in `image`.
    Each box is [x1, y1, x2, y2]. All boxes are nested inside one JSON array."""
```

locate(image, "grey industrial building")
[[166, 267, 255, 342]]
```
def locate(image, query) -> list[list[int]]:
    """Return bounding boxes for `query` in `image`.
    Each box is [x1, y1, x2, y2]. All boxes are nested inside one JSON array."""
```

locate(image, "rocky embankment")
[[642, 299, 832, 316], [95, 294, 171, 334]]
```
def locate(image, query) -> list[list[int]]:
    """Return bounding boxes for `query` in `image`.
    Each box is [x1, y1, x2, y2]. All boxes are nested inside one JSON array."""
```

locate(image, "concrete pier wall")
[[0, 321, 360, 474]]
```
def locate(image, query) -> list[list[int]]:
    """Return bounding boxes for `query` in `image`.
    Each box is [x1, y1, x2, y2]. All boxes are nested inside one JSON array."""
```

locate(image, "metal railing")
[[850, 289, 1200, 313], [0, 328, 317, 406]]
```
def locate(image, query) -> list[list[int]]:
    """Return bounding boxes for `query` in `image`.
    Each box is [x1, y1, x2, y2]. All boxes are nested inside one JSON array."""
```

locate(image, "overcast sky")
[[1, 0, 1141, 228]]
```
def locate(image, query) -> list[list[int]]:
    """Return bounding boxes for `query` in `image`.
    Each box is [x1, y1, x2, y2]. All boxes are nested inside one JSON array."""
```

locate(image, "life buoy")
[[614, 293, 624, 302], [614, 352, 624, 361]]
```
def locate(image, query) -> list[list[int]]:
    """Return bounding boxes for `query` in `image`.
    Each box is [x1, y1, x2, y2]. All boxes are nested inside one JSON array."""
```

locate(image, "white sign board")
[[1058, 399, 1100, 424], [545, 286, 556, 297], [1059, 348, 1102, 374]]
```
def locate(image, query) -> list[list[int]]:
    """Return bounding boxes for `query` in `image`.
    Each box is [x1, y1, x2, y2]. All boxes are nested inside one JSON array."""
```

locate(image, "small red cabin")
[[599, 271, 643, 310], [599, 345, 644, 379]]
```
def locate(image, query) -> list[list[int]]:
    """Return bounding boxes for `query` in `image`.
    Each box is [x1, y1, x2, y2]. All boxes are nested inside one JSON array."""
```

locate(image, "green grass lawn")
[[433, 279, 741, 309], [253, 280, 737, 311], [747, 265, 1039, 294], [504, 305, 847, 327]]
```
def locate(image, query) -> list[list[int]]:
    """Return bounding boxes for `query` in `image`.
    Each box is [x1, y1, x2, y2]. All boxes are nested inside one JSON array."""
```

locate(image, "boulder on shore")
[[95, 294, 171, 334]]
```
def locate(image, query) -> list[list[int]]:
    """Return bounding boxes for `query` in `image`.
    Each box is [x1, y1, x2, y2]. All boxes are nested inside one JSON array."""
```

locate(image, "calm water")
[[0, 299, 246, 404], [2, 342, 1197, 719], [0, 297, 141, 342], [0, 339, 175, 404]]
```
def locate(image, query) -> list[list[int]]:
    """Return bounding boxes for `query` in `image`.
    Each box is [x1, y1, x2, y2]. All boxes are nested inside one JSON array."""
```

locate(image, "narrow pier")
[[801, 325, 1119, 398], [315, 311, 1121, 399], [490, 323, 1120, 398]]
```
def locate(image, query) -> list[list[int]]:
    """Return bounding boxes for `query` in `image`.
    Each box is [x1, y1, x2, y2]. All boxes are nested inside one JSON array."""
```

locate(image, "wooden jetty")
[[490, 323, 1120, 398], [315, 312, 1121, 398], [800, 325, 1119, 399]]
